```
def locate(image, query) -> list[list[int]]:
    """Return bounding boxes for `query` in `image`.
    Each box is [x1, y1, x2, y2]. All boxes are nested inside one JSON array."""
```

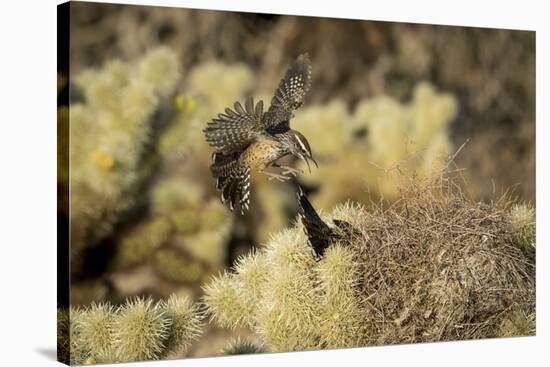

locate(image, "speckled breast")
[[241, 138, 286, 170]]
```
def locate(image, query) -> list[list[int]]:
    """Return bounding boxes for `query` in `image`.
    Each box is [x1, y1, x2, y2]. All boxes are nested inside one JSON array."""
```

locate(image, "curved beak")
[[309, 155, 318, 168], [307, 155, 318, 173], [300, 154, 318, 173]]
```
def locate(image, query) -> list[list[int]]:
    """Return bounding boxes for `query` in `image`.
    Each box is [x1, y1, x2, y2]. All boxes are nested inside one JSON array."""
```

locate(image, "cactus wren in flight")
[[203, 54, 317, 214]]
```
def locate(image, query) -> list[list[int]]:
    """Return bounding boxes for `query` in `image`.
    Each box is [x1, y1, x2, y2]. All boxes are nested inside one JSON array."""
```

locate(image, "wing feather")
[[263, 54, 312, 132], [203, 96, 264, 153]]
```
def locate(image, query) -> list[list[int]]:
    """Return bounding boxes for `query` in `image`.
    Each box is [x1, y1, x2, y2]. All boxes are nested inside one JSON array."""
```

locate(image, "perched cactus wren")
[[203, 54, 317, 214], [296, 186, 358, 258]]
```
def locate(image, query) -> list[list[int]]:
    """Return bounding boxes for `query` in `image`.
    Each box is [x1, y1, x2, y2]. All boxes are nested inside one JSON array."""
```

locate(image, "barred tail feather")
[[211, 152, 251, 214]]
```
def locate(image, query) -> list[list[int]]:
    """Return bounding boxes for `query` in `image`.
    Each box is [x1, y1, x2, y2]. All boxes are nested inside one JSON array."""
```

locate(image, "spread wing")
[[263, 54, 312, 134], [296, 186, 333, 257], [203, 96, 264, 153]]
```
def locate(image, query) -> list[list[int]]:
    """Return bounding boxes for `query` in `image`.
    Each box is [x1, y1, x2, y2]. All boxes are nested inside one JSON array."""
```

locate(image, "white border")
[[0, 0, 546, 366]]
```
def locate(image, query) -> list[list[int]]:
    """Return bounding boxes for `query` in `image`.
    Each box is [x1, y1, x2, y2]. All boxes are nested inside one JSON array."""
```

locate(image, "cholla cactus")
[[203, 176, 535, 351], [356, 82, 456, 181], [90, 62, 239, 303], [315, 244, 363, 348], [57, 307, 88, 365], [163, 294, 204, 355], [509, 203, 536, 254], [57, 308, 70, 364], [107, 176, 231, 293], [81, 303, 116, 362], [58, 295, 202, 365], [221, 337, 265, 355], [112, 297, 171, 362], [189, 61, 253, 114], [114, 218, 173, 269], [203, 228, 363, 352], [110, 178, 232, 288], [69, 47, 180, 271], [154, 247, 207, 284], [140, 60, 258, 266], [202, 271, 247, 329], [255, 230, 321, 351]]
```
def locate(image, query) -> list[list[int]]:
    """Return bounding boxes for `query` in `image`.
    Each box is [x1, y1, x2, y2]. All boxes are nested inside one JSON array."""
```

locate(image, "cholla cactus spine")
[[112, 297, 171, 362]]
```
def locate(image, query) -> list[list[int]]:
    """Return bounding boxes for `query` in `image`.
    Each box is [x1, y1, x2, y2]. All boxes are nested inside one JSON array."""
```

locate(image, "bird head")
[[287, 130, 318, 172]]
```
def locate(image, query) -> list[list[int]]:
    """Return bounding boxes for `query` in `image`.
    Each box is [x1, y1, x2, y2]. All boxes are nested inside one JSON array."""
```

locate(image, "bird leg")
[[271, 163, 303, 177], [261, 170, 292, 182]]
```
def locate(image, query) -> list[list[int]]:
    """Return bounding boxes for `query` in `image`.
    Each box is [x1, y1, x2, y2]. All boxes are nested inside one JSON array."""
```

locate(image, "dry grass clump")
[[351, 174, 535, 344]]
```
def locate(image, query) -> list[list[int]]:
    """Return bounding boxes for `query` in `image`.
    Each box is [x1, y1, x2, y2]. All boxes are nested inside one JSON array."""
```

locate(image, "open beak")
[[301, 154, 318, 173], [309, 155, 318, 168]]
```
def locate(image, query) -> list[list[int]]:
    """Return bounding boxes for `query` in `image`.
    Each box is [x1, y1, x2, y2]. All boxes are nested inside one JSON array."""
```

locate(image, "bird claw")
[[279, 165, 302, 177], [262, 165, 302, 182], [263, 171, 292, 182]]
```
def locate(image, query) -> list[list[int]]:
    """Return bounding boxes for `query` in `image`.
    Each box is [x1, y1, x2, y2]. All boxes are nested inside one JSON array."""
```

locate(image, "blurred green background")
[[58, 1, 535, 357]]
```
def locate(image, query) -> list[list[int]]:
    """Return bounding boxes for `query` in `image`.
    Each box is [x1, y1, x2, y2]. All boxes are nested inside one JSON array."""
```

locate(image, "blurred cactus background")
[[58, 2, 535, 363]]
